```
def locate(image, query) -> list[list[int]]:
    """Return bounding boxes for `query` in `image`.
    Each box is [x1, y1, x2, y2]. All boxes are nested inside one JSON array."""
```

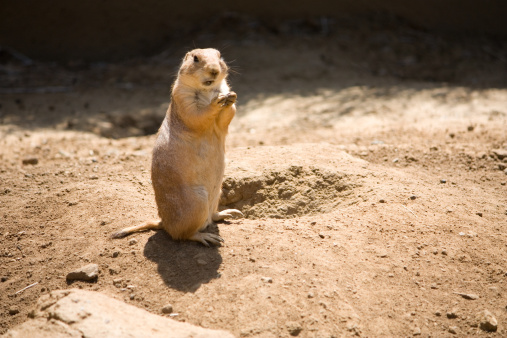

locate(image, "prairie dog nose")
[[207, 65, 220, 78]]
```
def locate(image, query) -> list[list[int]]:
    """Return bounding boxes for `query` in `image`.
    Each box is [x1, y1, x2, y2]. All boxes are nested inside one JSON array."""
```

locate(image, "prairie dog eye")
[[193, 55, 199, 63]]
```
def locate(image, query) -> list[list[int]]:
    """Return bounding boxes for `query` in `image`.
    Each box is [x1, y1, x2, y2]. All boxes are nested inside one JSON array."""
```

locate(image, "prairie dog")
[[112, 48, 242, 246]]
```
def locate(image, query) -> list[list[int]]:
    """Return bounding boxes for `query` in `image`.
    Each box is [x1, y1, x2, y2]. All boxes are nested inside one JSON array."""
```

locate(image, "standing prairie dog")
[[112, 48, 243, 246]]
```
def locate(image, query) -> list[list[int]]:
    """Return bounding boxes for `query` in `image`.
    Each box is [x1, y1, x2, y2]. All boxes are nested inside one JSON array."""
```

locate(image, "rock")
[[446, 308, 459, 319], [476, 212, 483, 217], [161, 304, 173, 314], [448, 326, 458, 334], [22, 157, 38, 165], [261, 277, 273, 283], [113, 278, 123, 288], [66, 264, 99, 282], [8, 307, 19, 315], [3, 289, 234, 338], [196, 259, 207, 266], [413, 326, 421, 336], [440, 179, 447, 184], [1, 276, 8, 282], [128, 239, 138, 245], [476, 310, 497, 332], [492, 148, 507, 160], [286, 322, 303, 336], [454, 292, 479, 300]]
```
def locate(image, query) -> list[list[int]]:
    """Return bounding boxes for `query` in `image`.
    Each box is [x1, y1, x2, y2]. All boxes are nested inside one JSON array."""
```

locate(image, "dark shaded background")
[[1, 0, 506, 62]]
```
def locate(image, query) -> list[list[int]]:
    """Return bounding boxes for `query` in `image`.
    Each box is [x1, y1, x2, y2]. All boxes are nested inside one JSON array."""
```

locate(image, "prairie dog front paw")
[[215, 92, 237, 107]]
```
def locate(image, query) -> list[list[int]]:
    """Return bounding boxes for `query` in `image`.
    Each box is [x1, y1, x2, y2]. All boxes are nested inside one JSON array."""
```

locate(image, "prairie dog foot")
[[189, 232, 224, 247], [216, 92, 237, 107], [212, 209, 244, 222]]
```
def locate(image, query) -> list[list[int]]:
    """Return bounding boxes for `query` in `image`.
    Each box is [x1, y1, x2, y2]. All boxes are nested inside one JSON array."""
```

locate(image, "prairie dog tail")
[[111, 220, 162, 239]]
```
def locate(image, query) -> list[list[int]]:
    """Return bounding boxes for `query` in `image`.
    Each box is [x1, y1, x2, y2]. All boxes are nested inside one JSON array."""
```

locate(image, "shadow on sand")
[[143, 224, 223, 292]]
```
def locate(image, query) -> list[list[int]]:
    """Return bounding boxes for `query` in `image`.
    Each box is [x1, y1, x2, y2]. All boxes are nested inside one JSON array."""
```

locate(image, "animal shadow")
[[143, 224, 223, 292]]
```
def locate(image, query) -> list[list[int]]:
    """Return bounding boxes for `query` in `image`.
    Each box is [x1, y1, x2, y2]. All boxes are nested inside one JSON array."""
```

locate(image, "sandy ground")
[[1, 17, 507, 337]]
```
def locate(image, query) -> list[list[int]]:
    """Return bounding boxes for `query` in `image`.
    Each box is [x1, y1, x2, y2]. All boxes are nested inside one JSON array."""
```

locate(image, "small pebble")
[[492, 148, 507, 160], [162, 304, 173, 314], [413, 326, 421, 336], [1, 276, 8, 282], [476, 212, 483, 217], [8, 307, 19, 315], [440, 179, 447, 184], [379, 199, 386, 203], [66, 263, 99, 281], [434, 311, 441, 317], [447, 309, 458, 319], [286, 322, 303, 336], [448, 326, 458, 334], [89, 175, 99, 180], [261, 277, 273, 283], [196, 259, 207, 266], [476, 309, 497, 332], [22, 157, 38, 165], [128, 239, 138, 245], [112, 251, 120, 258], [456, 292, 479, 300], [318, 233, 325, 239], [409, 195, 417, 200]]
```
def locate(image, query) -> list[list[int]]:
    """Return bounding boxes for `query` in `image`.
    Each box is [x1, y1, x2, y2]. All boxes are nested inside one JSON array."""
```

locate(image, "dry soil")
[[1, 17, 507, 337]]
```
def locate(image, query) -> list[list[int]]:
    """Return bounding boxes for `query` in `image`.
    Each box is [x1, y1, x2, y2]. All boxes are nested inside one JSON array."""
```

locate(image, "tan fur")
[[111, 48, 243, 246]]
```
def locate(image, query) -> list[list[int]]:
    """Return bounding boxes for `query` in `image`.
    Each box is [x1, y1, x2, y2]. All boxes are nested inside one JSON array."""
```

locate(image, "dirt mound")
[[219, 145, 368, 219]]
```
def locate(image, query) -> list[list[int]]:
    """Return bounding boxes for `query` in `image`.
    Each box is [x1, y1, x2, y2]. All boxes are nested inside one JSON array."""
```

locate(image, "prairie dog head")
[[178, 48, 229, 90]]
